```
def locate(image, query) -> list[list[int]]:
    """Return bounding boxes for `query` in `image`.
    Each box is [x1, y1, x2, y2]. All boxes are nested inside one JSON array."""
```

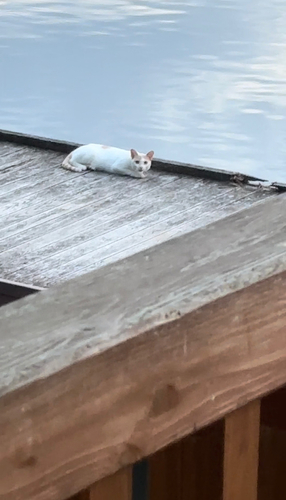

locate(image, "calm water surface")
[[1, 0, 286, 181]]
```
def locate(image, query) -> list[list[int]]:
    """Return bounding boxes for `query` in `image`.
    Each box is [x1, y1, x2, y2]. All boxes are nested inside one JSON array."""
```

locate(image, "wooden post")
[[223, 400, 261, 500], [181, 421, 224, 500], [149, 442, 182, 500], [70, 468, 132, 500], [83, 468, 132, 500], [258, 386, 286, 500], [149, 421, 224, 500]]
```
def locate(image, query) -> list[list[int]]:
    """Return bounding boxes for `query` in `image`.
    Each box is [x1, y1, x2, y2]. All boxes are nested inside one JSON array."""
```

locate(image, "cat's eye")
[[144, 161, 148, 165], [135, 160, 140, 164]]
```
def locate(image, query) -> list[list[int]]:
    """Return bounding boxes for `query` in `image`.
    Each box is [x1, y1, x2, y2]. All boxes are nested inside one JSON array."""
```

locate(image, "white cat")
[[62, 144, 154, 178]]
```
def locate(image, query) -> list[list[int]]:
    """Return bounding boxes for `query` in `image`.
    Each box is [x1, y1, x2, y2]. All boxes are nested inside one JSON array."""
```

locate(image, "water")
[[1, 0, 286, 182]]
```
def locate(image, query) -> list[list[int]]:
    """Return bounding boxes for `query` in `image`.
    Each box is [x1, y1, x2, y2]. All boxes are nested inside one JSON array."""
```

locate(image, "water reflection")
[[0, 0, 286, 181]]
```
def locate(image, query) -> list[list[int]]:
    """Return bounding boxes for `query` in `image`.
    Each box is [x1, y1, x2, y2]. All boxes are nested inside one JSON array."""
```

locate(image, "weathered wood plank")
[[0, 196, 286, 499], [0, 143, 30, 170], [0, 180, 234, 270], [0, 174, 184, 251], [0, 170, 97, 214], [0, 163, 80, 198], [0, 171, 177, 241], [3, 194, 285, 394], [2, 154, 272, 287], [2, 189, 269, 286], [223, 401, 261, 500], [13, 188, 269, 287], [0, 169, 178, 229], [57, 189, 266, 278], [0, 171, 131, 223], [0, 139, 278, 287], [0, 148, 63, 186]]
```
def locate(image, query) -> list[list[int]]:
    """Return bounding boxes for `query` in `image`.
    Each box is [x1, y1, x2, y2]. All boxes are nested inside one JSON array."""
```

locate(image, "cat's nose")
[[138, 167, 143, 172]]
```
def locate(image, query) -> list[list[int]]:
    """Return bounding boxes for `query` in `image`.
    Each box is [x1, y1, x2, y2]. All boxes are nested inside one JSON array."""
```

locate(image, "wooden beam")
[[0, 196, 286, 499], [223, 401, 261, 500]]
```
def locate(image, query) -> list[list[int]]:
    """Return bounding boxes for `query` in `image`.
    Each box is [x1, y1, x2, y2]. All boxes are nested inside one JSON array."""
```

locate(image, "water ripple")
[[0, 0, 286, 181]]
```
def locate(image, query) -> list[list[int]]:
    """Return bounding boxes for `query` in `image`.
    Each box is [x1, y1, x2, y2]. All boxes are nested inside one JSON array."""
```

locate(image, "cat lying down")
[[62, 144, 154, 178]]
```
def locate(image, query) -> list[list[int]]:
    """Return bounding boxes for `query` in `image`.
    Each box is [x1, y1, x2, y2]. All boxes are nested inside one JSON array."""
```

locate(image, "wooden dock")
[[0, 130, 286, 500], [0, 131, 279, 288]]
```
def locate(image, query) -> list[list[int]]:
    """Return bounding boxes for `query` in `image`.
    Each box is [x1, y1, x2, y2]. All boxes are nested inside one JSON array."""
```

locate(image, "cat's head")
[[130, 149, 154, 175]]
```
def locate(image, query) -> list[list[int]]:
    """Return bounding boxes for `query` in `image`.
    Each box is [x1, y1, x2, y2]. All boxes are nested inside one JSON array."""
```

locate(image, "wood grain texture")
[[0, 150, 65, 195], [0, 141, 275, 287], [87, 467, 132, 500], [67, 468, 132, 500], [0, 196, 286, 499], [223, 401, 261, 500], [0, 174, 194, 258], [0, 142, 31, 170], [0, 172, 178, 248], [0, 170, 169, 240], [17, 187, 264, 288], [2, 187, 258, 286]]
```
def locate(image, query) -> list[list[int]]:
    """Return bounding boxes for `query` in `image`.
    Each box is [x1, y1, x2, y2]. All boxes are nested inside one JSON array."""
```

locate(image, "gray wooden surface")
[[0, 141, 276, 287], [0, 195, 286, 500]]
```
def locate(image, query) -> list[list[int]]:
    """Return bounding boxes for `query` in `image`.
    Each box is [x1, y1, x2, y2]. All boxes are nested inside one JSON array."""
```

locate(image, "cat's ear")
[[146, 151, 154, 161], [130, 149, 138, 159]]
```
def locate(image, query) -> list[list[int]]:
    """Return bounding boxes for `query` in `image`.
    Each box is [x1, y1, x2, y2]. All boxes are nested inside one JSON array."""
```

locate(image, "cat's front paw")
[[130, 171, 145, 179], [137, 170, 148, 178]]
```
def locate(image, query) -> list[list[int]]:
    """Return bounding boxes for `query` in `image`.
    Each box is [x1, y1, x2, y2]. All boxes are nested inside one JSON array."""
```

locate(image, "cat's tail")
[[62, 152, 72, 168]]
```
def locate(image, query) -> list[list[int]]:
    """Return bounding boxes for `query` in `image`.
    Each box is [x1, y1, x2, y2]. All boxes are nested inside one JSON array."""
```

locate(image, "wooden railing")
[[1, 194, 286, 500]]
